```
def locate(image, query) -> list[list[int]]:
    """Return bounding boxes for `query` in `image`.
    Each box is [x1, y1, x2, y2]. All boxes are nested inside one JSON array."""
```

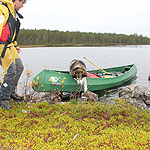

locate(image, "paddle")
[[83, 57, 108, 74]]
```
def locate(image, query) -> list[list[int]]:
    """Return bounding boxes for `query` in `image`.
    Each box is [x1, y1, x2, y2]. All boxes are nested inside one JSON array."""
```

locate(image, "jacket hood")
[[0, 0, 13, 4], [0, 0, 15, 17]]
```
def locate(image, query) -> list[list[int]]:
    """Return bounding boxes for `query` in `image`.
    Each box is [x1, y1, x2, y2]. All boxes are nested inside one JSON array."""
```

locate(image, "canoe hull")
[[32, 64, 137, 92]]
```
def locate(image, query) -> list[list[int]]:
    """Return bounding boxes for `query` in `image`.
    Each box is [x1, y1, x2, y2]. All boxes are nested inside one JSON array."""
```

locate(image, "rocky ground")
[[21, 84, 150, 110], [1, 83, 150, 110], [118, 84, 150, 109]]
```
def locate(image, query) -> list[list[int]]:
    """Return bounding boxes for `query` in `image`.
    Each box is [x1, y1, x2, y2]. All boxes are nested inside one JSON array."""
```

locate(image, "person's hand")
[[16, 47, 22, 53]]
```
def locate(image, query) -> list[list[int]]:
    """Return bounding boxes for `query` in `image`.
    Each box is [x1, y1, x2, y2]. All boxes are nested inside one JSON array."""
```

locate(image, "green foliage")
[[70, 99, 78, 105], [18, 29, 150, 46], [0, 100, 150, 149]]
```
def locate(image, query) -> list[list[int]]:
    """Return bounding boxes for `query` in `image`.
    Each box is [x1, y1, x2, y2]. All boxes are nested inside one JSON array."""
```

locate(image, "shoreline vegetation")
[[20, 43, 120, 48], [18, 29, 150, 47], [20, 43, 150, 48], [0, 100, 150, 149]]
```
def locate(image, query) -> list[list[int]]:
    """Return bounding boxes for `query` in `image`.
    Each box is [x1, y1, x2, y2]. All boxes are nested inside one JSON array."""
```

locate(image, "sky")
[[19, 0, 150, 37]]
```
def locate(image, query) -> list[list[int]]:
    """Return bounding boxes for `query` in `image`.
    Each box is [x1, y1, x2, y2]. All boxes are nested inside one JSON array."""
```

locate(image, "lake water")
[[1, 45, 150, 96]]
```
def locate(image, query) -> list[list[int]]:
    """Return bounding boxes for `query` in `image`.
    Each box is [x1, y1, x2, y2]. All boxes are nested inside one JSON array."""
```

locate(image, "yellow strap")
[[84, 57, 107, 73]]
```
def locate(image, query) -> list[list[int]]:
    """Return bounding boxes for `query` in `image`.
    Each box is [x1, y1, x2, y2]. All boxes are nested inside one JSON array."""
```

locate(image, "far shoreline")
[[20, 43, 150, 48]]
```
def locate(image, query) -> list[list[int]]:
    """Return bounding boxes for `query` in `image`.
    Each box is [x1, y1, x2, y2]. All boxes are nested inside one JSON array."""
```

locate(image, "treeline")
[[17, 29, 150, 46]]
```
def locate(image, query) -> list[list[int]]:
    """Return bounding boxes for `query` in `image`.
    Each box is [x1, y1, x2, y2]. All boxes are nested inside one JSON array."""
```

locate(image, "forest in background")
[[18, 29, 150, 46]]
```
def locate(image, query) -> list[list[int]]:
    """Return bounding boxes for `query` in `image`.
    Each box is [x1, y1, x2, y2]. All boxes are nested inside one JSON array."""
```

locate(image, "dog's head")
[[72, 68, 86, 79], [70, 59, 87, 84]]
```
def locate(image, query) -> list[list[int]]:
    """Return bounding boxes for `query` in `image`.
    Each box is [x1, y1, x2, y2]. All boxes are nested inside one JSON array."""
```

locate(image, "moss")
[[0, 100, 150, 149]]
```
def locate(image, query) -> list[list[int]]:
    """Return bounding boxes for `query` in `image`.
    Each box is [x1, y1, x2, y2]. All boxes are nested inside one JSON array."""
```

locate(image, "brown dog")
[[69, 59, 87, 91], [69, 59, 86, 80]]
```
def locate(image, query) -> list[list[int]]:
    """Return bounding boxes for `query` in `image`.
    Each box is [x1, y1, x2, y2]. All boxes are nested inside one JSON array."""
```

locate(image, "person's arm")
[[13, 41, 22, 53]]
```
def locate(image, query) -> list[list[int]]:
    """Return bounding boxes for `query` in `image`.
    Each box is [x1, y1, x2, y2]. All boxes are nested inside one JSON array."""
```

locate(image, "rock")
[[127, 98, 148, 109], [119, 84, 150, 109], [100, 99, 117, 105], [145, 99, 150, 105], [79, 90, 99, 102], [77, 97, 88, 103], [41, 92, 62, 104]]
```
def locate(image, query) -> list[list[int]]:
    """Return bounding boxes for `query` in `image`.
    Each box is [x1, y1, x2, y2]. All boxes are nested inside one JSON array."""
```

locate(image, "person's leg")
[[0, 48, 16, 109], [10, 46, 24, 101]]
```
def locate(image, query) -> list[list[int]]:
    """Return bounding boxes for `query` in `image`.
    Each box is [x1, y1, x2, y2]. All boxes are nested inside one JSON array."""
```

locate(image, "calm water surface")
[[1, 45, 150, 96]]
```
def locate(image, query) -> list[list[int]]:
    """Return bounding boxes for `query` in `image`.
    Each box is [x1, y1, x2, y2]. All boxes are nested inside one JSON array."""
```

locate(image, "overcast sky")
[[20, 0, 150, 37]]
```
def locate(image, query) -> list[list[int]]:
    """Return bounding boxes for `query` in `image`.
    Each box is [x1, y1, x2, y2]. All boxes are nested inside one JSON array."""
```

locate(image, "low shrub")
[[0, 100, 150, 149]]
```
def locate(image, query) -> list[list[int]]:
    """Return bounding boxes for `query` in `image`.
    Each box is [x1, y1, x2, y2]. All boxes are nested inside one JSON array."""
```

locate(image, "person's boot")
[[0, 96, 12, 110], [10, 93, 23, 102]]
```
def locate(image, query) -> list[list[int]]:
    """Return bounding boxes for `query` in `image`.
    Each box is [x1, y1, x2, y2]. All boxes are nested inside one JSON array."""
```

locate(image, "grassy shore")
[[0, 99, 150, 149], [20, 43, 131, 48]]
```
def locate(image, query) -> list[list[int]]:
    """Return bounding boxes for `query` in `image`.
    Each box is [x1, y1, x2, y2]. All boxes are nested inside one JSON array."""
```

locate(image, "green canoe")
[[32, 64, 137, 92]]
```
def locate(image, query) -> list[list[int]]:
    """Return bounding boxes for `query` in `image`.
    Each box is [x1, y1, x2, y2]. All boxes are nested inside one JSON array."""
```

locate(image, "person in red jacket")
[[0, 0, 27, 109]]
